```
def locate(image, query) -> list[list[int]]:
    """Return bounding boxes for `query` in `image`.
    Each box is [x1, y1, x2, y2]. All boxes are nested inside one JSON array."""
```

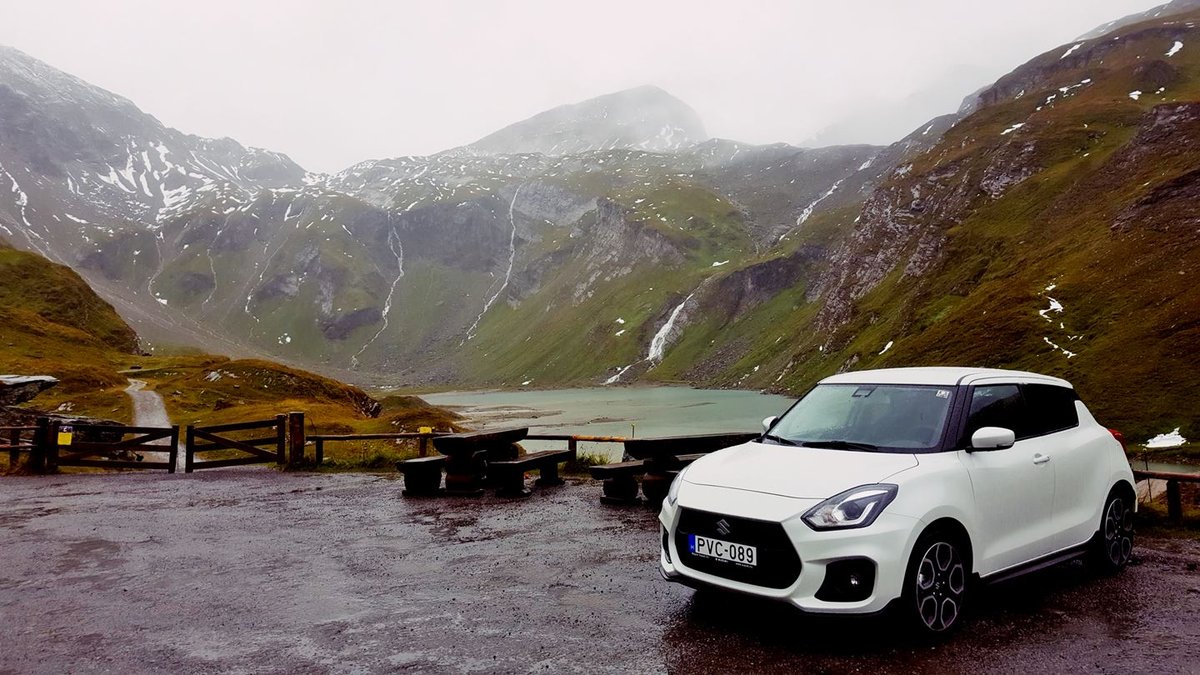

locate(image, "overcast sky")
[[0, 0, 1165, 172]]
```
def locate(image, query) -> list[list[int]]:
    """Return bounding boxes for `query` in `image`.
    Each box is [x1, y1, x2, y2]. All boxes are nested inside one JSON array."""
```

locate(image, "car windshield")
[[765, 383, 954, 452]]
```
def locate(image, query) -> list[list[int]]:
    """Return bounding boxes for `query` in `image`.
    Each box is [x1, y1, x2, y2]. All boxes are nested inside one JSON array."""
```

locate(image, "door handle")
[[1033, 454, 1051, 465]]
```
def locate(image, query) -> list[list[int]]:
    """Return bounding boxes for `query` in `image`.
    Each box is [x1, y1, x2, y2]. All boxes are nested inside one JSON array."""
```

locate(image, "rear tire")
[[901, 528, 969, 636], [1090, 489, 1134, 574]]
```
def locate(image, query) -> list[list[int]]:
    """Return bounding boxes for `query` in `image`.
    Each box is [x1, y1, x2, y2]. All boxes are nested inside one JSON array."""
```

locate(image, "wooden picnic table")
[[623, 432, 760, 466], [432, 427, 529, 496], [593, 432, 761, 506]]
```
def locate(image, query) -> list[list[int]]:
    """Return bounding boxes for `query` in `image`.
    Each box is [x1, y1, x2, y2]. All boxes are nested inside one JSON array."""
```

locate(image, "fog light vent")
[[661, 527, 672, 563], [816, 558, 875, 602]]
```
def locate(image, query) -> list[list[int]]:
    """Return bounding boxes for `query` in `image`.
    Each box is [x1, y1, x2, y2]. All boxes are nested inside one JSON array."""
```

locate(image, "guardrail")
[[1133, 468, 1199, 523], [308, 431, 451, 465]]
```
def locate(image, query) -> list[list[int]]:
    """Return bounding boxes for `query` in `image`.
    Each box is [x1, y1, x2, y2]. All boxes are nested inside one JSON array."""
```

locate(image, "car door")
[[958, 383, 1058, 575], [1022, 385, 1109, 549]]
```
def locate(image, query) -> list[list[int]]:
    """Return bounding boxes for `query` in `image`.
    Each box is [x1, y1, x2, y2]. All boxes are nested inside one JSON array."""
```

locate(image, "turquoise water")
[[423, 386, 796, 461]]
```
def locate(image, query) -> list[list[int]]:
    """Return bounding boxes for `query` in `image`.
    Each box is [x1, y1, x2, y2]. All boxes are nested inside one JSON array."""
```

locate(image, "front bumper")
[[659, 483, 921, 614]]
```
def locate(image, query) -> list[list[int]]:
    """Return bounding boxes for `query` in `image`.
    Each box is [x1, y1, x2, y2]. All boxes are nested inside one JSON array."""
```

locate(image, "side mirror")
[[970, 427, 1015, 451], [762, 416, 778, 433]]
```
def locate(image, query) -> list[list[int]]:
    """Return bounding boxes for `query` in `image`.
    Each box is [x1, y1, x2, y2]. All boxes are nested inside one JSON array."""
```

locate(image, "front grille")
[[675, 507, 801, 589]]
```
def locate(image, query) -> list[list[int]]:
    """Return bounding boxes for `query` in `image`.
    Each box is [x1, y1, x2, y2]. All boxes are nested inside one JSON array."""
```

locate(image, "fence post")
[[315, 438, 324, 466], [287, 412, 305, 468], [275, 414, 287, 465], [1166, 479, 1183, 523], [185, 425, 195, 473], [168, 425, 180, 474], [45, 419, 60, 472], [7, 428, 19, 467], [569, 437, 578, 459], [419, 434, 428, 458], [31, 418, 48, 474]]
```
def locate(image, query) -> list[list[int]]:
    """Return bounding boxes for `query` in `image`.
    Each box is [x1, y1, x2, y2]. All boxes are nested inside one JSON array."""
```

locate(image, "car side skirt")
[[978, 542, 1091, 585]]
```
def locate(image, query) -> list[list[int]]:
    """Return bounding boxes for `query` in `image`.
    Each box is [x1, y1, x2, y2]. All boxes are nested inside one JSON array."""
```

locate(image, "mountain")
[[465, 85, 707, 155], [0, 50, 893, 386], [686, 6, 1200, 439]]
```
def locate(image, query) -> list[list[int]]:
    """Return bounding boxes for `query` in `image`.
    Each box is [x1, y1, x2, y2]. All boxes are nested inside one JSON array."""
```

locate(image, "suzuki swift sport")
[[659, 367, 1136, 634]]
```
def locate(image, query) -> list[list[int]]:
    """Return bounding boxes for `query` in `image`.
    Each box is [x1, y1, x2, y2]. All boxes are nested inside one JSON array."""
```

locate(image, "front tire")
[[1090, 489, 1134, 574], [901, 529, 969, 635]]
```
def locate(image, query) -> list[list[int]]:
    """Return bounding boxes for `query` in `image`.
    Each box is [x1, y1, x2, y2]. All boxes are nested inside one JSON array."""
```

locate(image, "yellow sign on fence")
[[418, 426, 433, 435], [57, 431, 73, 446]]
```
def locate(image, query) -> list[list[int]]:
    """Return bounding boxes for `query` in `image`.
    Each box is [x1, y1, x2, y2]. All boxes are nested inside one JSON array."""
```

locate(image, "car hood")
[[683, 441, 919, 499]]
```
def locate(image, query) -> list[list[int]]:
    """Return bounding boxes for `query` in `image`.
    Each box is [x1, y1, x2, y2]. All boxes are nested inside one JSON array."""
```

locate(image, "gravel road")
[[123, 378, 176, 470], [0, 473, 1196, 674], [124, 379, 170, 429]]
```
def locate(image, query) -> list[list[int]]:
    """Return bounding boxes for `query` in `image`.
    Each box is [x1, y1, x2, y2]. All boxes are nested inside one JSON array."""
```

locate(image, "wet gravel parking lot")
[[1, 472, 1198, 674]]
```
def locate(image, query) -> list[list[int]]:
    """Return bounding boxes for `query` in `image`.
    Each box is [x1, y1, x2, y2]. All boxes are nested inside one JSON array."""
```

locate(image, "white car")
[[659, 367, 1136, 634]]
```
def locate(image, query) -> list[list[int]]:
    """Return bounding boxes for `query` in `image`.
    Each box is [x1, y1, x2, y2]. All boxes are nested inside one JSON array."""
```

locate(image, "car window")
[[964, 384, 1029, 442], [1022, 384, 1079, 436], [770, 384, 954, 451]]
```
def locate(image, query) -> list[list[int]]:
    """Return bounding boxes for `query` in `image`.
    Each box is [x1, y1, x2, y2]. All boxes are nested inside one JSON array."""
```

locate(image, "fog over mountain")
[[0, 0, 1166, 172]]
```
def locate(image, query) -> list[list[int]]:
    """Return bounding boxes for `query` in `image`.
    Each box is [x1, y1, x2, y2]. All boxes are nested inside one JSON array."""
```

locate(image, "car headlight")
[[802, 484, 898, 531], [666, 466, 691, 506]]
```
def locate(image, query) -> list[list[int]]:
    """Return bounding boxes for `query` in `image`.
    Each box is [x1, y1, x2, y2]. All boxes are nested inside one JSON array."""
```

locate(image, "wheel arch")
[[918, 517, 975, 574], [1108, 479, 1136, 504]]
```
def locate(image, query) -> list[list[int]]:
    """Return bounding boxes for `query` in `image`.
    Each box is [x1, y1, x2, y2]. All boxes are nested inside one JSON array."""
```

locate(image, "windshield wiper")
[[760, 434, 800, 446], [799, 440, 880, 452]]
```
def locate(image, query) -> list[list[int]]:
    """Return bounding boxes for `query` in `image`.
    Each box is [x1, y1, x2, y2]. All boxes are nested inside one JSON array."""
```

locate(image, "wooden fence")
[[185, 415, 287, 472], [0, 426, 37, 470], [1133, 468, 1199, 523], [48, 421, 179, 472]]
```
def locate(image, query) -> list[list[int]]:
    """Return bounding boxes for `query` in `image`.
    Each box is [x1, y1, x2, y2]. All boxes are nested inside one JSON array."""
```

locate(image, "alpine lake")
[[423, 386, 796, 462]]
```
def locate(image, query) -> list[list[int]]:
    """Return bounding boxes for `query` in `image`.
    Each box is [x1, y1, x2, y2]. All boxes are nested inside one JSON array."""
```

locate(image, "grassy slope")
[[0, 241, 138, 419], [0, 241, 459, 461]]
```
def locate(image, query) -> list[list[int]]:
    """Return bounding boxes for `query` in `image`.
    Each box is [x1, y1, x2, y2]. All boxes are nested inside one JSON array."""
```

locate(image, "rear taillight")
[[1108, 428, 1127, 451]]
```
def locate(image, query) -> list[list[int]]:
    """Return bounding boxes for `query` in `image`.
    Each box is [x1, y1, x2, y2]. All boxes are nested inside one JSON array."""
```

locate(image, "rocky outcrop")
[[0, 375, 58, 405], [570, 198, 685, 303], [320, 307, 382, 340], [813, 154, 976, 332], [1110, 103, 1200, 232], [704, 247, 822, 324]]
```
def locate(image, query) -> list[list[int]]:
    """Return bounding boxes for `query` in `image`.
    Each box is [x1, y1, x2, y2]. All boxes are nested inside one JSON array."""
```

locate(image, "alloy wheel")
[[1103, 497, 1134, 568], [914, 540, 966, 632]]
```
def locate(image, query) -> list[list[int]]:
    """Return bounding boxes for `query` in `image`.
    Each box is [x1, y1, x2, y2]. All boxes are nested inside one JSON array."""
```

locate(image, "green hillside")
[[687, 12, 1200, 441], [0, 239, 139, 417]]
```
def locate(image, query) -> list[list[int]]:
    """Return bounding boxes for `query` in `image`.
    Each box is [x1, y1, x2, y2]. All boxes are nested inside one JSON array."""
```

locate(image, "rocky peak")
[[466, 85, 707, 156]]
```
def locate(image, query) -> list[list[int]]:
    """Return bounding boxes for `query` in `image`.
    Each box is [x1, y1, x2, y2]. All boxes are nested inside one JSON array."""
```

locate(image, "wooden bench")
[[589, 460, 647, 504], [433, 427, 528, 497], [1134, 469, 1199, 522], [396, 455, 446, 497], [591, 432, 761, 506], [489, 448, 576, 498]]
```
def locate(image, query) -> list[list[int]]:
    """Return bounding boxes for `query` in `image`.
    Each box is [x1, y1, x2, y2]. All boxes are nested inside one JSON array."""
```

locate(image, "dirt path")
[[123, 379, 177, 469], [0, 473, 1197, 673], [124, 379, 170, 429]]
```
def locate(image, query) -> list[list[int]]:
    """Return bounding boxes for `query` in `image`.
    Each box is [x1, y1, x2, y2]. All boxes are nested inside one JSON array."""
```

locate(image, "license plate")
[[688, 534, 757, 567]]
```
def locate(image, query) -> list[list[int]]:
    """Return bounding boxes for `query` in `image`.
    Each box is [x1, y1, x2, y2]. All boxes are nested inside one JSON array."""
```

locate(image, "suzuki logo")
[[715, 519, 731, 536]]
